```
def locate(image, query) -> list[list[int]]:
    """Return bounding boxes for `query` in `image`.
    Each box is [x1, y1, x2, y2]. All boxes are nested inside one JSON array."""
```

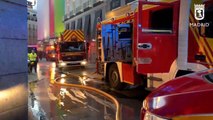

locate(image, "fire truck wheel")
[[56, 62, 59, 67], [109, 64, 124, 90], [81, 66, 86, 69], [58, 67, 62, 71]]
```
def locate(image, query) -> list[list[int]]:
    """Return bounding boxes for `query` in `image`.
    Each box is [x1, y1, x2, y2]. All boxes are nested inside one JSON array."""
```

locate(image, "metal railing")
[[83, 1, 90, 8], [89, 0, 96, 7], [76, 6, 83, 14], [27, 16, 37, 21], [63, 14, 68, 21], [63, 0, 104, 21], [83, 0, 100, 10], [70, 10, 75, 16]]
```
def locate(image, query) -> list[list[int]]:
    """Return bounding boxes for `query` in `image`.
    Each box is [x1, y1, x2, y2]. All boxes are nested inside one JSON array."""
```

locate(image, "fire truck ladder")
[[96, 28, 104, 74]]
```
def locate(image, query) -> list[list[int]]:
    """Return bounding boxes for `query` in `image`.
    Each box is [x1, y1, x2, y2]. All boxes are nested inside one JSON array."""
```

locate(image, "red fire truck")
[[96, 0, 213, 90], [55, 30, 87, 69], [45, 45, 56, 61]]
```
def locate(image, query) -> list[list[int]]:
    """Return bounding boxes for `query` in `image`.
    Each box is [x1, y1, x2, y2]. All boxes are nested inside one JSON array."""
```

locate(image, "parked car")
[[141, 69, 213, 120]]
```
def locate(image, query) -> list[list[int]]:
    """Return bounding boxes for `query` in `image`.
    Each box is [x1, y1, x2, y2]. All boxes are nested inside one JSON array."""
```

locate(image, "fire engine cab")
[[96, 0, 213, 90], [56, 30, 87, 69]]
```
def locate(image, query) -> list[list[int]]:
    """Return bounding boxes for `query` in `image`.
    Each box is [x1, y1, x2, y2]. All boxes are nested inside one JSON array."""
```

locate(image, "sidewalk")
[[28, 73, 38, 83], [28, 73, 38, 120]]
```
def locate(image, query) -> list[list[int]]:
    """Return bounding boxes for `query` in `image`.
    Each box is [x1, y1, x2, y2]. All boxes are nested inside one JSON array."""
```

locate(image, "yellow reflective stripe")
[[189, 27, 212, 66], [64, 30, 72, 40], [63, 30, 70, 40], [29, 53, 37, 61], [63, 30, 85, 41], [190, 11, 213, 68], [173, 115, 213, 120], [200, 37, 213, 63]]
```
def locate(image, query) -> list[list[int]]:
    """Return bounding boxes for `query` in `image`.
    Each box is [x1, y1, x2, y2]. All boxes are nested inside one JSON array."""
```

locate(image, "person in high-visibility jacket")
[[28, 49, 38, 73]]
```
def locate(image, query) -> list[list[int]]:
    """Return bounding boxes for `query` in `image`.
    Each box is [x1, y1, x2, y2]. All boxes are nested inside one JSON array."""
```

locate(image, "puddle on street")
[[29, 61, 149, 120], [52, 86, 116, 120]]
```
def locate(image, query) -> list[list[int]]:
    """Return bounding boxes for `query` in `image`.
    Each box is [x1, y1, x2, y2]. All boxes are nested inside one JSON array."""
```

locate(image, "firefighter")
[[28, 49, 38, 73]]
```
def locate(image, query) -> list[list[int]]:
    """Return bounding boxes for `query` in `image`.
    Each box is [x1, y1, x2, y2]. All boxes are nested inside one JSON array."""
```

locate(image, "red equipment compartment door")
[[137, 1, 180, 74]]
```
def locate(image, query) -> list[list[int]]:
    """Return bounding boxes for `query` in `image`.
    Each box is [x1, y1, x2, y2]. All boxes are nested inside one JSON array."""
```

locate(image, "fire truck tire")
[[58, 67, 62, 71], [109, 64, 124, 90], [81, 66, 86, 69], [56, 62, 59, 68]]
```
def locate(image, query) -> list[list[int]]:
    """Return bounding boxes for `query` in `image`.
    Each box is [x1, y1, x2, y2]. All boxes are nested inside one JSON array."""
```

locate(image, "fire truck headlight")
[[60, 78, 66, 83], [60, 62, 66, 66], [81, 61, 87, 65], [61, 74, 67, 77]]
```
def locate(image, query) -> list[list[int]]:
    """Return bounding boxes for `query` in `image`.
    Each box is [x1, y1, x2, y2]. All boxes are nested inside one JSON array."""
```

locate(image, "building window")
[[71, 21, 76, 30], [28, 24, 31, 30], [32, 25, 35, 30], [84, 14, 91, 40], [66, 23, 70, 29], [110, 0, 121, 10], [77, 18, 82, 30], [125, 0, 135, 4]]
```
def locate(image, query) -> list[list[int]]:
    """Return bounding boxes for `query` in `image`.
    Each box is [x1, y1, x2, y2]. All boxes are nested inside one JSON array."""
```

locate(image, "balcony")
[[83, 0, 104, 12], [63, 13, 70, 21], [83, 1, 90, 11], [27, 16, 37, 22], [93, 0, 104, 7], [63, 10, 75, 21], [76, 6, 83, 15], [63, 0, 104, 21], [70, 10, 75, 17]]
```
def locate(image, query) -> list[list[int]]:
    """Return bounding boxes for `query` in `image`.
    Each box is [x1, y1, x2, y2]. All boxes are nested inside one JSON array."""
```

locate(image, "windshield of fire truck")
[[60, 42, 85, 52], [47, 50, 56, 54]]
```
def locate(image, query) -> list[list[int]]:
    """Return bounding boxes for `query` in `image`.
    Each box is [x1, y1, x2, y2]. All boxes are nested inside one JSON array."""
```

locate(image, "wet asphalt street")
[[28, 60, 150, 120]]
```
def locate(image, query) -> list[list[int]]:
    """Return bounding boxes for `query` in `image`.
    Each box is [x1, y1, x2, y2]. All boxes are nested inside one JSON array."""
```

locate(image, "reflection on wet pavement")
[[55, 75, 106, 88], [55, 87, 116, 120], [29, 61, 150, 120]]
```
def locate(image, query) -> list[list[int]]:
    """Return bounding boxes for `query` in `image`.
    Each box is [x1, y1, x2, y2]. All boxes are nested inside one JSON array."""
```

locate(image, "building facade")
[[28, 6, 37, 45], [63, 0, 135, 63], [0, 0, 27, 119], [37, 0, 50, 41]]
